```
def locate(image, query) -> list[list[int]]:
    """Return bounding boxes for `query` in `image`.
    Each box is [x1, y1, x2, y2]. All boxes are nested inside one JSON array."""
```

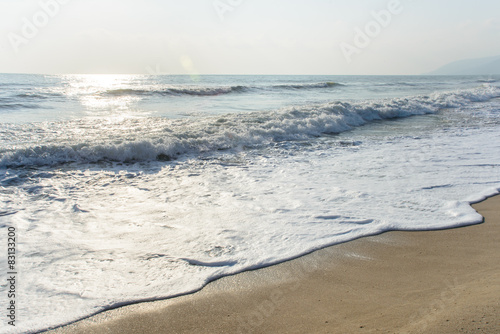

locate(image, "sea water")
[[0, 74, 499, 333]]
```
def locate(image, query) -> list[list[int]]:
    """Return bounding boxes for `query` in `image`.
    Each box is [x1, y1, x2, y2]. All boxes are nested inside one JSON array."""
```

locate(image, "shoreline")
[[48, 195, 500, 333]]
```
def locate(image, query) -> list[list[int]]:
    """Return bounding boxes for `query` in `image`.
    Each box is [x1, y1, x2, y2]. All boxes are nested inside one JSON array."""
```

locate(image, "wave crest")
[[105, 85, 248, 97], [1, 86, 498, 168], [273, 82, 342, 89], [104, 82, 341, 97]]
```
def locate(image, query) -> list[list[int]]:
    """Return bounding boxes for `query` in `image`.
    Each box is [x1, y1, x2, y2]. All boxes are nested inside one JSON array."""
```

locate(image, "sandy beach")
[[48, 195, 500, 334]]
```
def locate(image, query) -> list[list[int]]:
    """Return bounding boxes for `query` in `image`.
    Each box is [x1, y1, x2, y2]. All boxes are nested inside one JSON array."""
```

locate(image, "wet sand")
[[48, 195, 500, 334]]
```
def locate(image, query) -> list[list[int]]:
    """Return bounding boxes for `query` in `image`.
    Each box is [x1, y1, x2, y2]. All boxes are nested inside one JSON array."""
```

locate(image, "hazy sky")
[[1, 0, 500, 75]]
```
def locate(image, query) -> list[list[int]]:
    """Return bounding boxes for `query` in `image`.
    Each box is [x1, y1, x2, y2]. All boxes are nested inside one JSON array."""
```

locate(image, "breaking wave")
[[104, 82, 342, 97], [105, 85, 248, 97], [1, 85, 499, 168], [272, 82, 342, 89]]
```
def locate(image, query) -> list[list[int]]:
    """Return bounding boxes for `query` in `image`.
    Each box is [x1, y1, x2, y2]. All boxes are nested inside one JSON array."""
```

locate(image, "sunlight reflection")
[[62, 74, 146, 117]]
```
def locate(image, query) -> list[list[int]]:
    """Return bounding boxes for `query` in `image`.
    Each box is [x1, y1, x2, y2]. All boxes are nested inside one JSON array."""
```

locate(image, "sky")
[[1, 0, 500, 75]]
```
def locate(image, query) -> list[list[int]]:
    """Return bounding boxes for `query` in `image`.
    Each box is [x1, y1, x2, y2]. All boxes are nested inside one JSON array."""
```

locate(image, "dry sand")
[[48, 195, 500, 334]]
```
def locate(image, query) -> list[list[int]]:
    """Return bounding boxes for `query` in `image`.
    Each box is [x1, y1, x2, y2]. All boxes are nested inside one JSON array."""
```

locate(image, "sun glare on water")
[[63, 74, 148, 119]]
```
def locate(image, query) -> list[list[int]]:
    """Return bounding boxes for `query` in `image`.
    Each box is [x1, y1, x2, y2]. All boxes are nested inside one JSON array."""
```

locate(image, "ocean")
[[1, 74, 500, 333]]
